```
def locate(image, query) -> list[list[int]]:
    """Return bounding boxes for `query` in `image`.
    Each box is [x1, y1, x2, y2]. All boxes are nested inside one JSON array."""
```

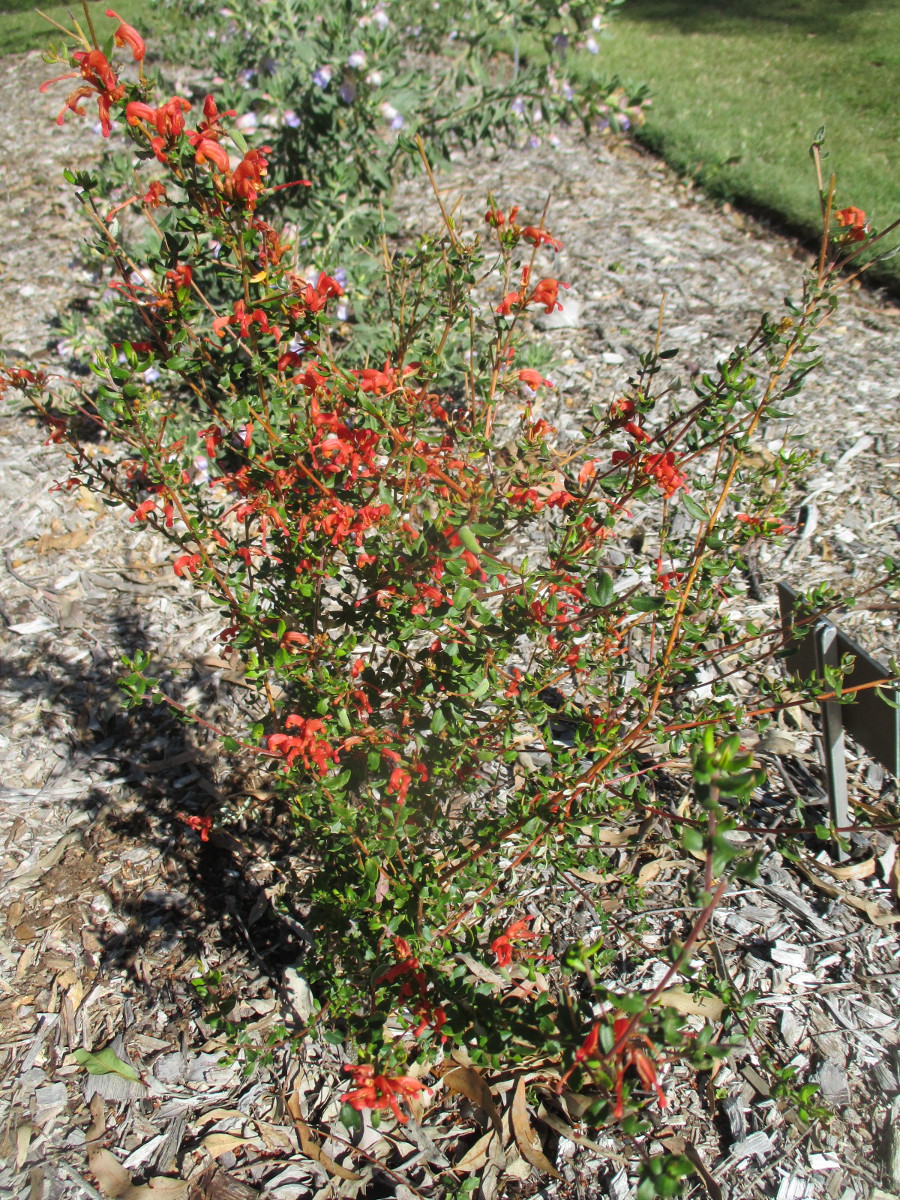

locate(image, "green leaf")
[[681, 493, 708, 522], [630, 595, 665, 613], [72, 1047, 140, 1081], [591, 571, 615, 607]]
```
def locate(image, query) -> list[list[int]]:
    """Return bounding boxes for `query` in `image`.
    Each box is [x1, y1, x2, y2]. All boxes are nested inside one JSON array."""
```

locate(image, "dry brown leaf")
[[443, 1066, 503, 1135], [594, 825, 640, 846], [636, 859, 688, 886], [193, 1110, 248, 1129], [89, 1149, 189, 1200], [566, 867, 611, 884], [455, 953, 508, 987], [454, 1129, 496, 1173], [510, 1079, 561, 1180], [815, 855, 876, 882], [85, 1097, 188, 1200], [656, 988, 724, 1021], [286, 1093, 360, 1182], [16, 1124, 33, 1171], [34, 526, 90, 554], [201, 1134, 256, 1160], [795, 861, 900, 927]]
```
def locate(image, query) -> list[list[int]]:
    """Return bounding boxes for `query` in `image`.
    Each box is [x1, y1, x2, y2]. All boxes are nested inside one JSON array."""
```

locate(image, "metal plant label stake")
[[778, 583, 900, 858]]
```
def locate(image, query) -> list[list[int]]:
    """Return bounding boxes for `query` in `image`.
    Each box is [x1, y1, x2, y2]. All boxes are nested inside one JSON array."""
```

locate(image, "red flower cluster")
[[490, 917, 543, 968], [267, 715, 339, 775], [343, 1064, 429, 1124], [126, 96, 192, 162], [212, 299, 281, 341], [42, 48, 125, 136], [375, 937, 446, 1038], [612, 448, 687, 499], [571, 1016, 668, 1120], [496, 267, 569, 316], [835, 206, 868, 243], [289, 272, 344, 315], [735, 513, 795, 536]]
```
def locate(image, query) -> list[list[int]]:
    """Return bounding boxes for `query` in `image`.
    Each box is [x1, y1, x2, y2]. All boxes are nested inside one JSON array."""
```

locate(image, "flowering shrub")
[[151, 0, 647, 266], [5, 10, 899, 1191]]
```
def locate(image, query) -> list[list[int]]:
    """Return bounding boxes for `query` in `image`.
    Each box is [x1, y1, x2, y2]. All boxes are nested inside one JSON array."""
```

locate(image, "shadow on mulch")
[[5, 602, 309, 993]]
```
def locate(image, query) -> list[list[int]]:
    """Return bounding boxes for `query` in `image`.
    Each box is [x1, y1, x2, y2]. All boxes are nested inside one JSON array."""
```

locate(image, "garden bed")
[[1, 47, 899, 1200]]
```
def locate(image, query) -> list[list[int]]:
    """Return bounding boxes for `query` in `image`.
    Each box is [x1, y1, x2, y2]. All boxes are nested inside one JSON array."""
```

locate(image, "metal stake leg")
[[814, 622, 850, 861]]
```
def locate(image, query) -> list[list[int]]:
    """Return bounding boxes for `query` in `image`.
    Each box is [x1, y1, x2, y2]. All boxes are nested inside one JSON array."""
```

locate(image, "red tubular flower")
[[517, 367, 554, 390], [491, 917, 538, 967], [496, 290, 521, 315], [529, 277, 569, 314], [835, 206, 868, 242], [177, 812, 212, 841], [343, 1065, 428, 1124], [521, 225, 563, 251], [129, 497, 157, 522], [611, 1016, 667, 1120], [193, 136, 230, 172], [173, 553, 202, 577], [106, 10, 146, 62], [623, 420, 652, 443]]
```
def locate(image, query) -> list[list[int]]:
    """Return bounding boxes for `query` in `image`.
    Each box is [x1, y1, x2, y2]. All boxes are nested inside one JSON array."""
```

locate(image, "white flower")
[[585, 36, 599, 54], [347, 50, 367, 69], [367, 69, 383, 86]]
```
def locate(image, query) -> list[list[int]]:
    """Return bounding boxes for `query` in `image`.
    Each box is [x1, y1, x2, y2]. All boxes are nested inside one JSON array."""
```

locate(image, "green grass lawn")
[[0, 0, 157, 58], [586, 0, 900, 292]]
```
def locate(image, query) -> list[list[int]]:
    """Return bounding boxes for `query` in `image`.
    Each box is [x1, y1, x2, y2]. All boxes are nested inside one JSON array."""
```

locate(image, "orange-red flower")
[[267, 715, 338, 775], [517, 368, 554, 390], [343, 1064, 428, 1124], [530, 277, 569, 314], [835, 206, 868, 242], [610, 1016, 667, 1119], [177, 812, 212, 841], [105, 9, 146, 62], [42, 48, 124, 136], [491, 917, 538, 967], [521, 225, 562, 252]]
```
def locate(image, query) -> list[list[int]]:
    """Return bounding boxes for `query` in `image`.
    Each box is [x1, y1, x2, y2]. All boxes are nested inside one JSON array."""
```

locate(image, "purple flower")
[[282, 109, 301, 128], [511, 96, 525, 116], [312, 65, 332, 88], [339, 81, 356, 105]]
